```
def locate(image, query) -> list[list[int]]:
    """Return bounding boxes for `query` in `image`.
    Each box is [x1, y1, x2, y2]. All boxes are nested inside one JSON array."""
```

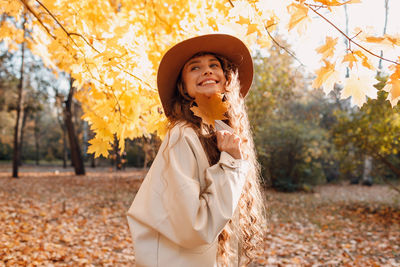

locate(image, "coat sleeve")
[[155, 126, 250, 248]]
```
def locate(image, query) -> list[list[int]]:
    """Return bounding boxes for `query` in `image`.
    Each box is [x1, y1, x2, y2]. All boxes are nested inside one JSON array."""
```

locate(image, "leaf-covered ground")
[[0, 166, 399, 266]]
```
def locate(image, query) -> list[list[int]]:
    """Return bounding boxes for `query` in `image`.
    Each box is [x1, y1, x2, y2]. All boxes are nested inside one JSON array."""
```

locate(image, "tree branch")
[[265, 24, 305, 67], [306, 3, 399, 65], [19, 0, 56, 39], [370, 151, 400, 194]]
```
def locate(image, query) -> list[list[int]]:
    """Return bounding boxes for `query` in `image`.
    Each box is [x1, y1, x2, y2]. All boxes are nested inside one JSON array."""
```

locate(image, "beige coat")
[[127, 123, 250, 267]]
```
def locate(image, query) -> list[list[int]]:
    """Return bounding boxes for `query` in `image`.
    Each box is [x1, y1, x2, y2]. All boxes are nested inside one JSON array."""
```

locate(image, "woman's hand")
[[216, 130, 242, 160]]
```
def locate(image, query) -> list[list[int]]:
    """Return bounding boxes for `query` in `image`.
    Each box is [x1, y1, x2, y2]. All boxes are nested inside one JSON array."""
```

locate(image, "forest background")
[[0, 0, 400, 265], [1, 0, 400, 190]]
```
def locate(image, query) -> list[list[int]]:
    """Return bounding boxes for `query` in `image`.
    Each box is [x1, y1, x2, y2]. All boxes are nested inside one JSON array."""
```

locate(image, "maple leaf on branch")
[[356, 29, 400, 50], [342, 50, 375, 71], [287, 3, 311, 34], [316, 36, 338, 59], [353, 50, 374, 70], [383, 61, 400, 107], [87, 137, 112, 158], [190, 93, 229, 128], [341, 73, 378, 107], [312, 60, 340, 94], [313, 0, 361, 8]]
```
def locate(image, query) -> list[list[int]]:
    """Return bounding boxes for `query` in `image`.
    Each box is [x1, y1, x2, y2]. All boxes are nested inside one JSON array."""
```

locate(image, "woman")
[[127, 34, 265, 267]]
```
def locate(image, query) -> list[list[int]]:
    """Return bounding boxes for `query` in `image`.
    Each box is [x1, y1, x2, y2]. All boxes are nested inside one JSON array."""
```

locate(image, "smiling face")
[[181, 54, 227, 98]]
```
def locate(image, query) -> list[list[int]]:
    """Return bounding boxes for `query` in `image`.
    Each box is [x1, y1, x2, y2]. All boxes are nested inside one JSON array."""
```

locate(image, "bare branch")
[[264, 25, 306, 67], [306, 3, 399, 65]]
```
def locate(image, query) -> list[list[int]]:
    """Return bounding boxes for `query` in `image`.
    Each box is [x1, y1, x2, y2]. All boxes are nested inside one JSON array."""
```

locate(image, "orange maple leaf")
[[353, 50, 375, 70], [314, 0, 342, 6], [87, 137, 111, 158], [314, 0, 361, 6], [341, 73, 377, 107], [383, 62, 400, 106], [190, 93, 229, 128], [247, 23, 259, 35], [388, 61, 400, 80], [342, 50, 374, 71], [316, 36, 338, 59], [287, 3, 310, 33], [237, 16, 250, 25], [312, 60, 340, 94], [365, 34, 400, 47], [342, 53, 358, 69], [389, 80, 400, 99], [237, 16, 259, 36]]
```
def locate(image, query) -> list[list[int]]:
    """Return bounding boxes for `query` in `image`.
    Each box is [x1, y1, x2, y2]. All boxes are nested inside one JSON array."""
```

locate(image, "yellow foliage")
[[0, 0, 23, 17], [0, 21, 24, 50], [2, 0, 399, 157]]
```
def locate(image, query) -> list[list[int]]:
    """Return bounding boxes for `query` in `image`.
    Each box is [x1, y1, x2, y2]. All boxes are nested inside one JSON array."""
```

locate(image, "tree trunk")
[[378, 0, 389, 71], [142, 139, 152, 169], [374, 152, 400, 178], [64, 77, 85, 175], [362, 155, 373, 186], [18, 108, 28, 166], [34, 116, 40, 165], [62, 125, 68, 168], [343, 4, 350, 78], [90, 153, 96, 168], [56, 97, 68, 169], [89, 130, 96, 168], [12, 15, 26, 178], [114, 135, 122, 170]]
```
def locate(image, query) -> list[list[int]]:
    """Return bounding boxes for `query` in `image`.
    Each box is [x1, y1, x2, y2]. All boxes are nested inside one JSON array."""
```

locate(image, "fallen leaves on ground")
[[0, 168, 144, 266], [262, 185, 400, 266], [0, 167, 399, 266]]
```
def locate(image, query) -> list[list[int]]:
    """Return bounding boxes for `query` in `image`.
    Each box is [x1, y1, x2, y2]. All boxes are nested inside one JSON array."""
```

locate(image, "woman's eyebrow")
[[186, 59, 201, 67], [186, 57, 218, 68]]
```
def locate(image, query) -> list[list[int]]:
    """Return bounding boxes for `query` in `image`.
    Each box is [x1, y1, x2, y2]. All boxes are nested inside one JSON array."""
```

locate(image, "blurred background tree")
[[247, 39, 341, 192], [333, 76, 400, 191]]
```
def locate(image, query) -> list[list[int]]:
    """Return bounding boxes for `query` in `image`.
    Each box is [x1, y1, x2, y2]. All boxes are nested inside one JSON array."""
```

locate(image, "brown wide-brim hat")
[[157, 34, 254, 116]]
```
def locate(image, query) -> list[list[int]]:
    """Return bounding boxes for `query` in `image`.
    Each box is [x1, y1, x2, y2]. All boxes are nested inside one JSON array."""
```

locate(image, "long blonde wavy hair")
[[166, 52, 265, 266]]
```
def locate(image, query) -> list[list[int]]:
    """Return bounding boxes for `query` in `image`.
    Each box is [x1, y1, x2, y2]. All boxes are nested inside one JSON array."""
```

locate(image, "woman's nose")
[[203, 67, 212, 76]]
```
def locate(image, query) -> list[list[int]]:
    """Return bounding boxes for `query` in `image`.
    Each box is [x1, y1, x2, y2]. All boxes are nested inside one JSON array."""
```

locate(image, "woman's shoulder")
[[168, 121, 198, 142]]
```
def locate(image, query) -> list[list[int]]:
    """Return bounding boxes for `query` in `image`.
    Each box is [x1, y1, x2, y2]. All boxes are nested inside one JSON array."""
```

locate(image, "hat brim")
[[157, 34, 253, 116]]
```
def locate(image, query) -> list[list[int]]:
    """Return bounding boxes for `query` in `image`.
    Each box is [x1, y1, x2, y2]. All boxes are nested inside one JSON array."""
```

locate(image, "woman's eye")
[[210, 63, 219, 68], [191, 66, 199, 71]]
